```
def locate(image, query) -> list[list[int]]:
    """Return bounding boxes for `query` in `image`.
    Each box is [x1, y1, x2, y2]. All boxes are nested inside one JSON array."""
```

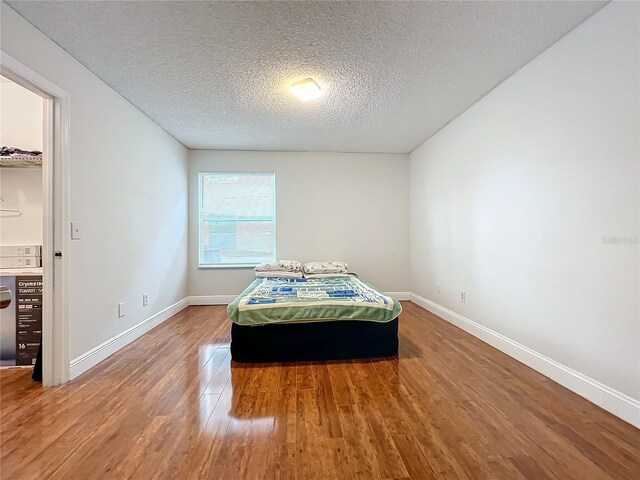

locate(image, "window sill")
[[198, 264, 258, 270]]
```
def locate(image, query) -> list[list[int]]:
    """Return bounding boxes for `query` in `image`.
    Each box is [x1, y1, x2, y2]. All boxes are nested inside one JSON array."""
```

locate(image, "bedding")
[[303, 272, 350, 279], [255, 271, 303, 279], [227, 274, 401, 326], [302, 261, 348, 274]]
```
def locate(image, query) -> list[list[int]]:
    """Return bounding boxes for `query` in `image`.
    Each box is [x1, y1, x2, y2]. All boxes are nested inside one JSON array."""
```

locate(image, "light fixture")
[[291, 77, 321, 101]]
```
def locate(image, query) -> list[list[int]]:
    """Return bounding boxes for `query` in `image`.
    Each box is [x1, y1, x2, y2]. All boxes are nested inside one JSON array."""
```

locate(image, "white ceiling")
[[8, 1, 607, 153]]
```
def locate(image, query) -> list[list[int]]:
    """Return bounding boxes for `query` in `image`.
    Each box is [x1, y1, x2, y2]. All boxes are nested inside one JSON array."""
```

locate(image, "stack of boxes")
[[0, 245, 42, 367], [0, 245, 42, 270]]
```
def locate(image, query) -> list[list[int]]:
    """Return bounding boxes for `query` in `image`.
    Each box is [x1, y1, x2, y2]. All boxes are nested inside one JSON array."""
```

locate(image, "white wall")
[[0, 169, 42, 246], [189, 150, 410, 296], [1, 77, 43, 151], [0, 78, 43, 246], [1, 2, 189, 362], [410, 1, 639, 401]]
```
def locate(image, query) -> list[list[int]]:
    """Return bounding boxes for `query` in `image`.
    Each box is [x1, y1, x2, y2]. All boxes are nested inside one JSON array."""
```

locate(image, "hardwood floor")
[[1, 302, 638, 479]]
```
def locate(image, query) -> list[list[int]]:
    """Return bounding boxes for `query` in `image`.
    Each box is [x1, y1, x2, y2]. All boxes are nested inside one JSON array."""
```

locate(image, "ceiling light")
[[291, 77, 321, 101]]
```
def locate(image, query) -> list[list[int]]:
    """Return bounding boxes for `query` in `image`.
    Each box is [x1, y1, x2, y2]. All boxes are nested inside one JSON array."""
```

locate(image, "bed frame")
[[230, 317, 398, 363]]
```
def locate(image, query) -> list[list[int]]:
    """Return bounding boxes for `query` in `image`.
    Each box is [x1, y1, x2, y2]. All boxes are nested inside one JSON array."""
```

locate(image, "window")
[[198, 172, 276, 267]]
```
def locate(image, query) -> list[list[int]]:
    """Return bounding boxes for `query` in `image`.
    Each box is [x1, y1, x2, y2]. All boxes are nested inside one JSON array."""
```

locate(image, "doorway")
[[0, 52, 70, 386], [0, 75, 44, 376]]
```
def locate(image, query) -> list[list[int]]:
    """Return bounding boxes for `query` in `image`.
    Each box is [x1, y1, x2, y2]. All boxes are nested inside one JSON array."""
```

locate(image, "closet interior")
[[0, 75, 44, 377]]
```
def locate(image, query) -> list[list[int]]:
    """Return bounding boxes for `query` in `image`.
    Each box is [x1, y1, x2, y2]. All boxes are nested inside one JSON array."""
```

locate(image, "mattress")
[[227, 274, 402, 326]]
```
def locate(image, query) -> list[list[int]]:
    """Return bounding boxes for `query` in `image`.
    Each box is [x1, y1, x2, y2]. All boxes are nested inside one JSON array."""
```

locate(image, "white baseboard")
[[189, 295, 236, 305], [408, 293, 640, 429], [69, 297, 190, 379]]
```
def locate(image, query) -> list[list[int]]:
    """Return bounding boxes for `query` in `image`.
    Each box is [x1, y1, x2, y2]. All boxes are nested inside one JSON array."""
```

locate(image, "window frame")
[[197, 171, 277, 269]]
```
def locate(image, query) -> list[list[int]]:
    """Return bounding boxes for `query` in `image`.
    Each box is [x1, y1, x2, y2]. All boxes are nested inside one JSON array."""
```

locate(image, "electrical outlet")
[[142, 294, 148, 306], [459, 290, 466, 303], [436, 283, 441, 294], [118, 302, 126, 317]]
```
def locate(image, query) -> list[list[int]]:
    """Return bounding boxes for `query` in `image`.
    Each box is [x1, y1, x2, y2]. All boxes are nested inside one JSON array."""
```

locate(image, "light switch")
[[71, 222, 81, 240]]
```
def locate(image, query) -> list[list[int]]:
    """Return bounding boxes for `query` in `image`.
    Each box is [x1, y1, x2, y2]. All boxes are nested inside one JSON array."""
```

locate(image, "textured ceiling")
[[8, 1, 607, 153]]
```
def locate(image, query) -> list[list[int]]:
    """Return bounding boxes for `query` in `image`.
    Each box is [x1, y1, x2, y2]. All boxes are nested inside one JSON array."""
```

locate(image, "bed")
[[227, 274, 401, 363]]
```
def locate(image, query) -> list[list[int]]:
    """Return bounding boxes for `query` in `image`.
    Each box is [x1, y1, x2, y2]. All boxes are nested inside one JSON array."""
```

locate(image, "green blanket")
[[227, 275, 402, 326]]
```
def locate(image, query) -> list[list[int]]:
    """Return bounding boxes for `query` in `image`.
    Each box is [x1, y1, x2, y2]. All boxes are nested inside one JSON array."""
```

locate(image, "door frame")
[[1, 51, 70, 386]]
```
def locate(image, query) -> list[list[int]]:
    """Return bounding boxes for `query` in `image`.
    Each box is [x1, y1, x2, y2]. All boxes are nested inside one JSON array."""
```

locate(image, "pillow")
[[303, 261, 348, 275], [255, 271, 303, 279], [303, 272, 350, 279], [254, 260, 302, 273]]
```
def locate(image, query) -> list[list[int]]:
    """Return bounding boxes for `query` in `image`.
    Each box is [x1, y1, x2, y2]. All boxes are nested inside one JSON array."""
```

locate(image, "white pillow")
[[303, 261, 348, 274], [254, 260, 302, 273], [304, 272, 350, 279]]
